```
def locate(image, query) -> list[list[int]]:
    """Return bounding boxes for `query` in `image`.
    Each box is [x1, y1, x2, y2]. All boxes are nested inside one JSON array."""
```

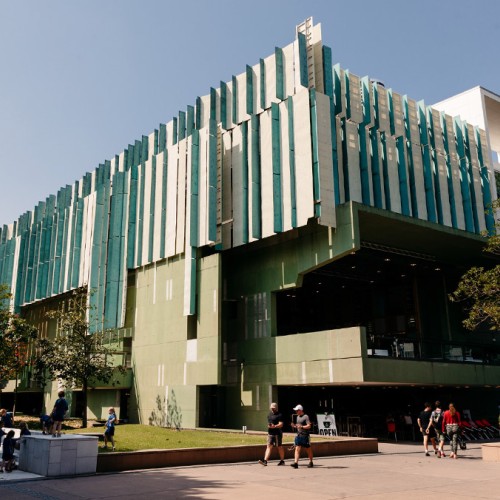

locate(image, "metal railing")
[[366, 335, 500, 365]]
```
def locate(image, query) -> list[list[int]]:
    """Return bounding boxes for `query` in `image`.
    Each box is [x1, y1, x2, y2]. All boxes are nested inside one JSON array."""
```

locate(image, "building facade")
[[433, 86, 500, 199], [0, 19, 498, 434]]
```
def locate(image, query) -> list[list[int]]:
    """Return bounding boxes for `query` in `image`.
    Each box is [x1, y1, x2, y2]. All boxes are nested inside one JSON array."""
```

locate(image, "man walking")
[[259, 402, 285, 466], [290, 404, 314, 468], [417, 402, 438, 456]]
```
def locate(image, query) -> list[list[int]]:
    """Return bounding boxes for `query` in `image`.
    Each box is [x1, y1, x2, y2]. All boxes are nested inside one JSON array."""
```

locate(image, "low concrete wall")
[[482, 443, 500, 462], [97, 437, 378, 473]]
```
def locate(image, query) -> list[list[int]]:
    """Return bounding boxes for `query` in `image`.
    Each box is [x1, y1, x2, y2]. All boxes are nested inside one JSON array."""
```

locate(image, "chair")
[[448, 347, 463, 360], [386, 419, 397, 441], [403, 343, 415, 358]]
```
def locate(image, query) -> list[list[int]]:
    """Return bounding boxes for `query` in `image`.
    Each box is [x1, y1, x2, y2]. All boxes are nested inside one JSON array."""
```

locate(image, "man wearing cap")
[[258, 402, 285, 466], [290, 404, 313, 468]]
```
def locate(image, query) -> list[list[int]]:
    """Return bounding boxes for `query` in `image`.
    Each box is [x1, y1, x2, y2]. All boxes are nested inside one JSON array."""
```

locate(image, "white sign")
[[316, 413, 337, 436]]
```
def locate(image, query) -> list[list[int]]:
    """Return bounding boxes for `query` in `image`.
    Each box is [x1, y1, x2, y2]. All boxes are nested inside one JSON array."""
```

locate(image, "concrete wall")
[[129, 253, 220, 428]]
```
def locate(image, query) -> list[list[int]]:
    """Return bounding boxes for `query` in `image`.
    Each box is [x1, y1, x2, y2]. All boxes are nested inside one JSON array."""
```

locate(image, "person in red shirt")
[[442, 403, 461, 459]]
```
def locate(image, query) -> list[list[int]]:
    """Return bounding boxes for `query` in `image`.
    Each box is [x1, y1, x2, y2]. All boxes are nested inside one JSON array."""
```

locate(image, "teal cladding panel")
[[241, 121, 249, 243], [126, 165, 138, 268], [187, 105, 195, 137], [246, 65, 254, 115], [462, 126, 480, 233], [195, 97, 202, 130], [220, 82, 228, 130], [396, 137, 411, 216], [441, 115, 458, 228], [232, 76, 238, 124], [136, 163, 146, 266], [287, 98, 297, 228], [178, 111, 186, 141], [298, 32, 308, 88], [160, 152, 168, 258], [271, 103, 283, 232], [159, 123, 167, 152], [359, 127, 371, 205], [323, 47, 340, 206], [260, 59, 266, 109], [148, 156, 156, 263], [251, 115, 261, 238], [275, 47, 284, 100], [309, 89, 321, 216], [475, 127, 495, 234], [380, 134, 391, 210], [210, 87, 217, 121], [104, 172, 127, 329], [208, 120, 218, 242], [134, 140, 141, 166], [153, 130, 159, 155], [70, 198, 83, 289], [172, 117, 178, 145], [454, 119, 474, 232], [190, 130, 200, 247], [421, 145, 437, 222]]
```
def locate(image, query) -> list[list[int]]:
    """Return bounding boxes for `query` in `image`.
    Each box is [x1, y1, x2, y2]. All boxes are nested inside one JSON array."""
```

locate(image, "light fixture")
[[384, 258, 391, 262]]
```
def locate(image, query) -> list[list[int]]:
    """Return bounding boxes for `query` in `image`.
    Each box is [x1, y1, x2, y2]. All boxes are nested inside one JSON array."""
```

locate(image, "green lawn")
[[67, 424, 296, 452]]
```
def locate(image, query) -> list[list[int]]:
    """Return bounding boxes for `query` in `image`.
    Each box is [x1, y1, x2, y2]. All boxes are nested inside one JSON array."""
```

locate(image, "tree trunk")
[[82, 379, 88, 428]]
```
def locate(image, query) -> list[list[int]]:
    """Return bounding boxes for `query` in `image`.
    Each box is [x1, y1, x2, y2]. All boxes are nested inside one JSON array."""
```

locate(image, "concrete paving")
[[0, 441, 497, 499]]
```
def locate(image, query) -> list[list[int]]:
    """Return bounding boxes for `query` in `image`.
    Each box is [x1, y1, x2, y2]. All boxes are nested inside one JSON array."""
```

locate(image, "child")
[[50, 390, 69, 437], [0, 409, 13, 428], [1, 430, 15, 472], [40, 413, 52, 435], [103, 407, 117, 451], [19, 421, 31, 436]]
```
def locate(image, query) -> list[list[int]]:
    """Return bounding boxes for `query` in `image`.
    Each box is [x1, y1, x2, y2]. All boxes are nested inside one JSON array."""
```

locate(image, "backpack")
[[432, 409, 443, 428]]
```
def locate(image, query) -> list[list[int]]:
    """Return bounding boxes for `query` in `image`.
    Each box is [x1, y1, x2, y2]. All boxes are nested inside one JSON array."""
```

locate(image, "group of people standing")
[[0, 411, 31, 473], [417, 401, 462, 459], [258, 402, 314, 469]]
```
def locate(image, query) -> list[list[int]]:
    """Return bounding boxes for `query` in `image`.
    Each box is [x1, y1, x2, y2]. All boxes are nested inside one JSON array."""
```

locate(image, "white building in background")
[[434, 86, 500, 198]]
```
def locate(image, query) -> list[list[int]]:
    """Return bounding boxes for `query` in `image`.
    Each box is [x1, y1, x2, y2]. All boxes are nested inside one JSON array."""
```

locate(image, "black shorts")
[[104, 427, 115, 436], [267, 434, 282, 446]]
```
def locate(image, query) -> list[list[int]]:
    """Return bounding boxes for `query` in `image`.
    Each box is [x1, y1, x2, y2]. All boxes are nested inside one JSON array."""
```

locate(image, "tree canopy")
[[450, 200, 500, 332], [0, 284, 38, 387], [34, 288, 125, 428]]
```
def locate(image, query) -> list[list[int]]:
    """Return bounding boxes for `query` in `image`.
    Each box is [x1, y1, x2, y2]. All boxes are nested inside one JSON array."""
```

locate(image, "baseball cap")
[[293, 404, 303, 411]]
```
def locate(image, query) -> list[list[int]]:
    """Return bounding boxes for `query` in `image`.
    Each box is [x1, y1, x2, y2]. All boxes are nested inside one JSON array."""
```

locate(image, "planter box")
[[19, 434, 98, 476], [97, 436, 378, 473]]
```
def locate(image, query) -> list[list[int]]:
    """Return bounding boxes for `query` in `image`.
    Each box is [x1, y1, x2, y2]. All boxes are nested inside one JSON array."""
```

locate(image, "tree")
[[0, 284, 38, 408], [450, 200, 500, 332], [34, 288, 125, 428]]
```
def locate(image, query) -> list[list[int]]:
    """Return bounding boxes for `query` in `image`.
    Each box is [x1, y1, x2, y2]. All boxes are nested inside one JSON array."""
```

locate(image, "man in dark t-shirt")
[[258, 402, 285, 466], [417, 402, 437, 456]]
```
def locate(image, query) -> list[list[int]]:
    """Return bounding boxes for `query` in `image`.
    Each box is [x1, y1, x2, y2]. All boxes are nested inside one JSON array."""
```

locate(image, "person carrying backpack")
[[430, 401, 446, 457]]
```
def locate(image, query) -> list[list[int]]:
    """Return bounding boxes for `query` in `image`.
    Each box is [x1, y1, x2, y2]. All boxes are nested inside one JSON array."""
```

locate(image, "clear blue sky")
[[1, 0, 499, 225]]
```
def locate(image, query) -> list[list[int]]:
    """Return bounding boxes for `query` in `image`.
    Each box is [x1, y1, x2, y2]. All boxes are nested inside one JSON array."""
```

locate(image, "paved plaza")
[[0, 441, 497, 499]]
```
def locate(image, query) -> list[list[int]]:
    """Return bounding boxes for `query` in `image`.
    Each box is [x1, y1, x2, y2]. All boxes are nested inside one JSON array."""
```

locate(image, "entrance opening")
[[198, 386, 226, 428]]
